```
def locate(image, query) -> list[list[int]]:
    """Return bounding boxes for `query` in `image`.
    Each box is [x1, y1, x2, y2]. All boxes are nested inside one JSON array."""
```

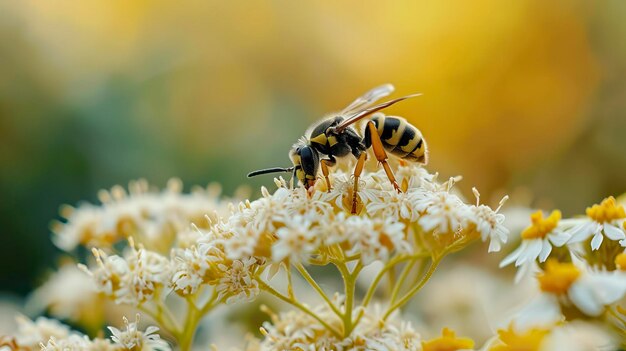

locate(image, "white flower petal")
[[568, 222, 596, 243], [516, 239, 542, 267], [584, 273, 626, 305], [538, 240, 553, 262], [569, 283, 603, 316], [513, 293, 562, 331], [548, 230, 570, 247], [590, 232, 604, 251], [603, 223, 626, 241], [500, 245, 523, 268]]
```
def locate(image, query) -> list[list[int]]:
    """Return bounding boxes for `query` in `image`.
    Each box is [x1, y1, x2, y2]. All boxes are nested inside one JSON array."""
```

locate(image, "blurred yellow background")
[[1, 0, 625, 297]]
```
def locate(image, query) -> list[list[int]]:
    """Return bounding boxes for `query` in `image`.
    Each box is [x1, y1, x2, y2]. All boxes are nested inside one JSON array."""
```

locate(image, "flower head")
[[501, 210, 569, 269], [569, 197, 626, 250], [108, 314, 171, 351]]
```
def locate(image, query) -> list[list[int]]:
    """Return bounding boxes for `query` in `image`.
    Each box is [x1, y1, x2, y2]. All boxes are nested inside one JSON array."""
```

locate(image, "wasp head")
[[290, 142, 319, 190]]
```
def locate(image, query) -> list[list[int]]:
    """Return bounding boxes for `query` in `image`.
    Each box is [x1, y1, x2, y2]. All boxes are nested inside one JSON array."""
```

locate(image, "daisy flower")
[[522, 259, 626, 319], [500, 210, 569, 268], [568, 196, 626, 250]]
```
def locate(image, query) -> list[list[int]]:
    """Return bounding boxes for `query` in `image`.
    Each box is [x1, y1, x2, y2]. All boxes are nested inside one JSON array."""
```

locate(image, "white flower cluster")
[[79, 242, 171, 306], [206, 166, 505, 266], [10, 315, 170, 351], [52, 179, 232, 252], [251, 301, 420, 351], [165, 165, 508, 302]]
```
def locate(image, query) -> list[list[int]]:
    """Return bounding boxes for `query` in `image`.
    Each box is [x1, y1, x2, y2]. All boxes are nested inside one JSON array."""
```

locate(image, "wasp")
[[248, 84, 428, 213]]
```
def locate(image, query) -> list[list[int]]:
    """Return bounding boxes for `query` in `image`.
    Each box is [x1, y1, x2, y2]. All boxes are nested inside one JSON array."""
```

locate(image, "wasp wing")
[[340, 84, 395, 115], [333, 93, 422, 133]]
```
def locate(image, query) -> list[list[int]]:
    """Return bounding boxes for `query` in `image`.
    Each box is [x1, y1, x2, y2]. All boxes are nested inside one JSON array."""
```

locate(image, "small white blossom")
[[108, 315, 170, 351], [272, 216, 320, 263], [343, 216, 409, 265], [417, 190, 471, 235], [469, 189, 509, 252], [216, 257, 260, 304]]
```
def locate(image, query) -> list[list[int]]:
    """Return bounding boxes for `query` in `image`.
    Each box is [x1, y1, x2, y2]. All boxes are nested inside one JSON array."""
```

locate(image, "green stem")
[[258, 279, 342, 338], [390, 259, 416, 304], [178, 292, 218, 351], [383, 258, 440, 320], [361, 253, 429, 308], [286, 262, 295, 300], [334, 260, 362, 337], [295, 263, 342, 318], [137, 304, 180, 337]]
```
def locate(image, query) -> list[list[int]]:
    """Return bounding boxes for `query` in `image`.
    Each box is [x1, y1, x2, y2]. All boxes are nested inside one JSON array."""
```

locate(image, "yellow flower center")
[[422, 328, 475, 351], [615, 253, 626, 271], [586, 196, 626, 223], [520, 210, 561, 240], [488, 325, 549, 351], [537, 259, 581, 295]]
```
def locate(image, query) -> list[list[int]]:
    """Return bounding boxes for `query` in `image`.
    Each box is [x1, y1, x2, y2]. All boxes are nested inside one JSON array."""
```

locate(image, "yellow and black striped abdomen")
[[363, 113, 428, 164]]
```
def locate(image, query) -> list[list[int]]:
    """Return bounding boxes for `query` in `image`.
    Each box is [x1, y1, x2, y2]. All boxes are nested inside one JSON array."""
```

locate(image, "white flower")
[[272, 216, 320, 263], [216, 257, 260, 304], [40, 335, 92, 351], [525, 260, 626, 319], [119, 244, 172, 305], [51, 204, 104, 251], [469, 189, 509, 252], [108, 315, 171, 351], [343, 216, 408, 265], [79, 249, 130, 302], [500, 210, 569, 268], [568, 197, 626, 250], [14, 316, 71, 348], [417, 190, 471, 235], [170, 246, 207, 295], [52, 178, 230, 253], [366, 188, 422, 222]]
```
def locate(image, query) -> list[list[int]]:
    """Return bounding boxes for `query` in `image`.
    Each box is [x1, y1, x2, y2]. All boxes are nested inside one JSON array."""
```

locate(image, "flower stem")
[[334, 259, 362, 337], [361, 252, 429, 308], [383, 258, 439, 320], [390, 258, 417, 304], [295, 263, 342, 318], [258, 279, 342, 338], [178, 292, 218, 351]]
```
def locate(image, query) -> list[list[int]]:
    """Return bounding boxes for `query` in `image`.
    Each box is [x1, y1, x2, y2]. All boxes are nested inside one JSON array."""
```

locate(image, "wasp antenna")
[[247, 167, 295, 178]]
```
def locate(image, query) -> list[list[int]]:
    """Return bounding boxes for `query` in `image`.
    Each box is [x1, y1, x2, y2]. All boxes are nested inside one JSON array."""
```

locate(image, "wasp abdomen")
[[363, 113, 427, 164]]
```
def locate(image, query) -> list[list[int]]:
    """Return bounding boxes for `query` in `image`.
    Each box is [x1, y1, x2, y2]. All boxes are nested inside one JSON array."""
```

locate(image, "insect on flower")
[[247, 84, 428, 213]]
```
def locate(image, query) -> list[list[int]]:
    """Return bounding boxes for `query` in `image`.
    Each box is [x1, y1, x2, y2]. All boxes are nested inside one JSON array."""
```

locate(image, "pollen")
[[488, 325, 549, 351], [421, 328, 475, 351], [585, 196, 626, 223], [520, 210, 561, 240], [615, 252, 626, 271], [537, 259, 581, 295]]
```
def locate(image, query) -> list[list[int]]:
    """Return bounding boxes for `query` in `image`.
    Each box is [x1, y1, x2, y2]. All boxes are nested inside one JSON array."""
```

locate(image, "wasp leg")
[[320, 158, 336, 193], [352, 152, 367, 214], [366, 121, 401, 192]]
